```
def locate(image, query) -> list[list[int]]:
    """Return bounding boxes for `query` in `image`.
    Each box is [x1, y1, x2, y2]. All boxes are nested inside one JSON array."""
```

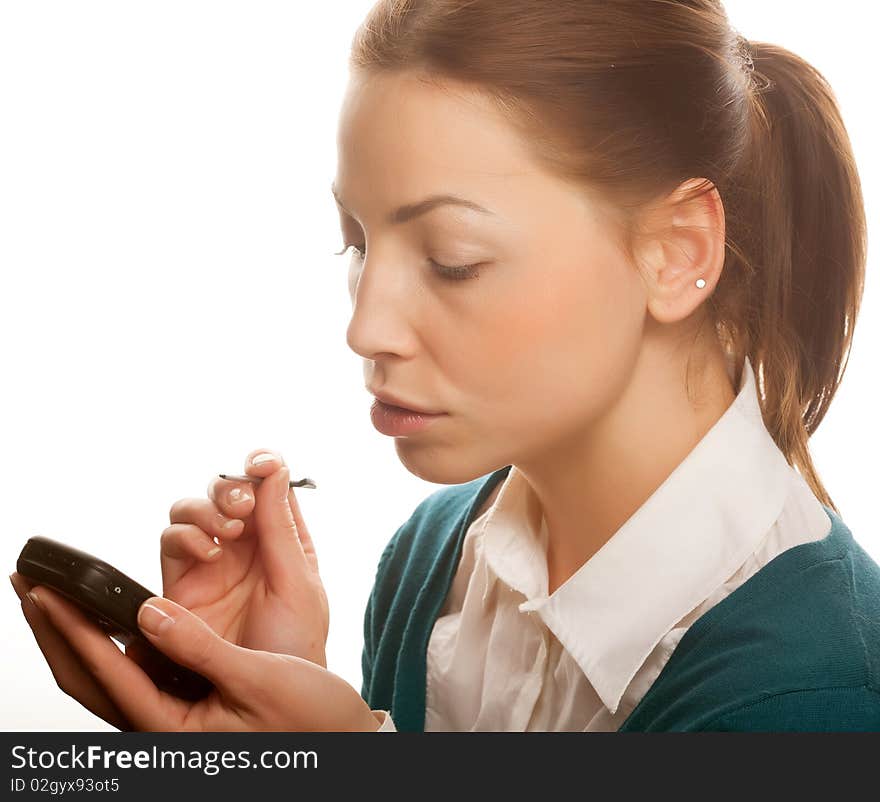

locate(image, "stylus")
[[218, 474, 317, 489]]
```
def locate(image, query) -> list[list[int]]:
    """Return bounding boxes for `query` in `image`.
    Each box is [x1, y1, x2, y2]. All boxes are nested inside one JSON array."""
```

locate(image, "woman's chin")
[[394, 440, 504, 487]]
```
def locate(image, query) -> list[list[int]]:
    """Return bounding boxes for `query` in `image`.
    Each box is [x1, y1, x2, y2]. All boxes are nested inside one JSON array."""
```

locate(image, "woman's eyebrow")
[[331, 182, 495, 224]]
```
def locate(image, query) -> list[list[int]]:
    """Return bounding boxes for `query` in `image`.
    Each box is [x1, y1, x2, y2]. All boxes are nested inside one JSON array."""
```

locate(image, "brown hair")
[[346, 0, 866, 513]]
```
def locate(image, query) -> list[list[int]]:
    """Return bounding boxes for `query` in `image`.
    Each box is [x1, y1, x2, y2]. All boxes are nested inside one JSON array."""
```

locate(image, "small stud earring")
[[695, 277, 706, 289]]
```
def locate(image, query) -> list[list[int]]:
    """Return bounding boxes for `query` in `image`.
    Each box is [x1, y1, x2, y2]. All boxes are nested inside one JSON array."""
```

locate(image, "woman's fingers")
[[286, 486, 319, 575], [207, 450, 320, 581], [22, 583, 189, 731], [160, 524, 221, 588], [207, 476, 257, 519], [168, 497, 248, 542], [233, 449, 323, 589], [168, 447, 323, 592], [136, 597, 251, 693], [10, 573, 133, 731], [161, 498, 247, 587]]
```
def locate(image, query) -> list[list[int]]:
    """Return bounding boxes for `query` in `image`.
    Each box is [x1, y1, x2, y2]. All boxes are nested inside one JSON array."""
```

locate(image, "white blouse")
[[372, 355, 832, 731]]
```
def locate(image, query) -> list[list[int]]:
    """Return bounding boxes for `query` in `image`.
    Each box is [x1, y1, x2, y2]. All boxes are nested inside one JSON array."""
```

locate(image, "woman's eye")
[[333, 244, 481, 281]]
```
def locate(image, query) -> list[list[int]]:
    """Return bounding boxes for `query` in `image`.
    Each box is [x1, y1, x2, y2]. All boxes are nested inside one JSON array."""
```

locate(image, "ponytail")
[[715, 42, 867, 512]]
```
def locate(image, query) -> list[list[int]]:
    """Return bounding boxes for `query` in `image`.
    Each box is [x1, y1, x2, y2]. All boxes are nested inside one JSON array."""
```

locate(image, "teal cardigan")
[[360, 465, 880, 731]]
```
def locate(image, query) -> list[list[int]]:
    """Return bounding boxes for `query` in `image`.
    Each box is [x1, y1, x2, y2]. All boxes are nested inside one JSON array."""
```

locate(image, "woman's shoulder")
[[620, 507, 880, 731], [692, 505, 880, 655]]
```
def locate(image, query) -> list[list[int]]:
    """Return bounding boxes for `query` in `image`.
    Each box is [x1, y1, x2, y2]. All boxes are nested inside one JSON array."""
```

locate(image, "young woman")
[[11, 0, 878, 731]]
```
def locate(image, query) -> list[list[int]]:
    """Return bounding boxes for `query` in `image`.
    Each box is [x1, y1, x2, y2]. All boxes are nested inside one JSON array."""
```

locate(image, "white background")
[[1, 1, 876, 731]]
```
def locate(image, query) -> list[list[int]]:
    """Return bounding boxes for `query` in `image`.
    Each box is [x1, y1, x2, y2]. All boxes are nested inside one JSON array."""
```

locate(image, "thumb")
[[253, 463, 311, 586], [136, 597, 250, 689]]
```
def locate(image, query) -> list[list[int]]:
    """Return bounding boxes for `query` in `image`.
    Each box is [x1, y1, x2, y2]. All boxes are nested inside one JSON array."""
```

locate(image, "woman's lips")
[[370, 398, 447, 436]]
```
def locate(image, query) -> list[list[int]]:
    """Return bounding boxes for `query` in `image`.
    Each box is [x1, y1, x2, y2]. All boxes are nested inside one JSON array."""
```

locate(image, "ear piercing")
[[695, 277, 706, 289]]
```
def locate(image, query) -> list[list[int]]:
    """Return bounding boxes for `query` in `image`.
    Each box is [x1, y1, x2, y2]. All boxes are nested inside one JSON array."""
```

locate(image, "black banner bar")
[[1, 731, 875, 797]]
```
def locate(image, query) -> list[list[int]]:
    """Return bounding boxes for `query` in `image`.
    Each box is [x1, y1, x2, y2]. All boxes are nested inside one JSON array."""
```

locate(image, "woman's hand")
[[9, 446, 331, 729], [10, 584, 380, 731], [159, 448, 329, 667]]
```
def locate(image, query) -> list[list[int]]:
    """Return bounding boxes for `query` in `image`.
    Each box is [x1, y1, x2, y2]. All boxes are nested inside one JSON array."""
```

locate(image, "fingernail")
[[138, 600, 175, 636], [251, 452, 276, 465], [216, 513, 242, 532], [206, 545, 222, 559], [26, 590, 45, 612], [227, 487, 253, 505]]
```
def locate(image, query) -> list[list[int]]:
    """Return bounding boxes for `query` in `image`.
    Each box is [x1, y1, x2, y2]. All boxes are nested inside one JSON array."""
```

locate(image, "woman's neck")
[[517, 340, 737, 596]]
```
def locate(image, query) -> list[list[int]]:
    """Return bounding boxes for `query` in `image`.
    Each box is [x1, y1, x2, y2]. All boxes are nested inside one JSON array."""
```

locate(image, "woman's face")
[[335, 70, 648, 484]]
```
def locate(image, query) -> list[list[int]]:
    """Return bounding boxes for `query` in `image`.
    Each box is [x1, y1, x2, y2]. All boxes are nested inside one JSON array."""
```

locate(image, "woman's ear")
[[634, 178, 726, 325]]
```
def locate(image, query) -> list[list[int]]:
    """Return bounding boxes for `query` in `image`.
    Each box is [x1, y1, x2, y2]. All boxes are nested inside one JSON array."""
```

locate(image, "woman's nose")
[[345, 258, 418, 360]]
